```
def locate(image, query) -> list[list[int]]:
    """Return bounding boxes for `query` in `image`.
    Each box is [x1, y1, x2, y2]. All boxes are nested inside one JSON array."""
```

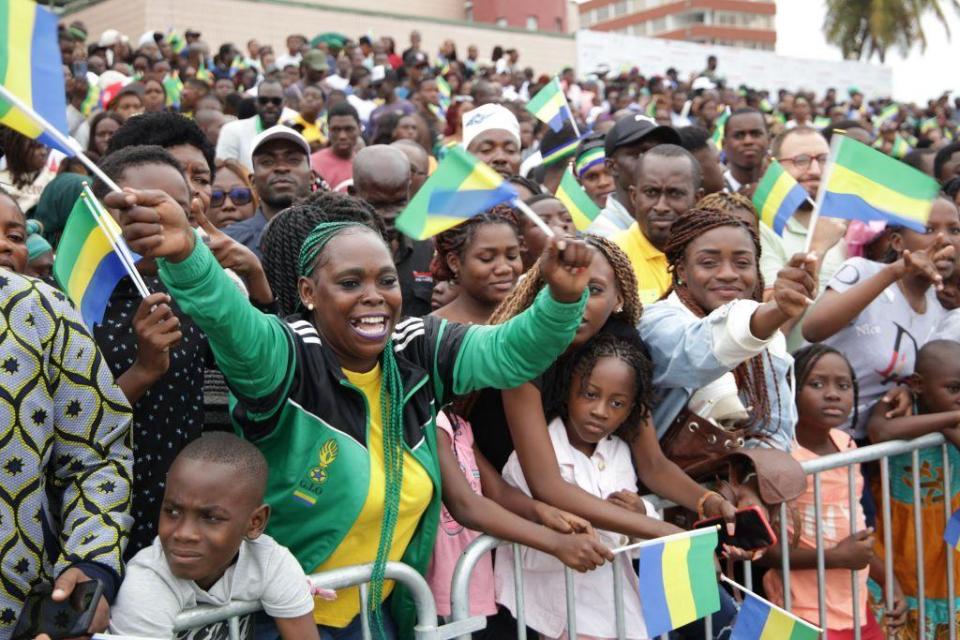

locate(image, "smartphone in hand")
[[12, 579, 103, 640], [693, 505, 777, 551]]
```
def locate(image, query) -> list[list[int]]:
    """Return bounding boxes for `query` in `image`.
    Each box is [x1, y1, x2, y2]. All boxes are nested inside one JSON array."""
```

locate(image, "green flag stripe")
[[687, 531, 720, 617], [788, 618, 820, 640], [752, 161, 785, 209], [53, 196, 99, 275], [835, 138, 940, 199], [526, 78, 561, 113], [558, 171, 598, 214]]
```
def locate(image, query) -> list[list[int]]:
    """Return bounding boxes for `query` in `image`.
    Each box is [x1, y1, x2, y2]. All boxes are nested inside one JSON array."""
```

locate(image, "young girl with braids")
[[431, 204, 524, 325], [640, 208, 817, 451], [760, 345, 907, 639], [108, 186, 596, 640], [497, 333, 659, 640]]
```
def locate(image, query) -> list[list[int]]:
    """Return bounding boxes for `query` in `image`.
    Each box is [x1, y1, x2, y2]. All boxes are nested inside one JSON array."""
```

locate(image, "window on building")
[[615, 1, 628, 16], [555, 16, 563, 31], [650, 17, 666, 33], [465, 5, 473, 21], [597, 5, 609, 20], [496, 17, 508, 27], [526, 15, 538, 30]]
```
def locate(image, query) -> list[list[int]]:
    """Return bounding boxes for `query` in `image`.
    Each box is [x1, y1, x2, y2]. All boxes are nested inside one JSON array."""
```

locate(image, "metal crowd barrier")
[[173, 561, 443, 640], [449, 432, 955, 640]]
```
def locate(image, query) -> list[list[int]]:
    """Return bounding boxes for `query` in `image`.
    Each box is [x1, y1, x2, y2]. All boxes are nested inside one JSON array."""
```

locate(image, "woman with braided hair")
[[432, 204, 523, 325], [260, 191, 385, 316], [107, 185, 596, 640], [640, 208, 817, 450]]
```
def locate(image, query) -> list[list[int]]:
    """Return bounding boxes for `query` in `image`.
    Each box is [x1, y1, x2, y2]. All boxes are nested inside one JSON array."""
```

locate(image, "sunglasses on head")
[[211, 187, 253, 208], [257, 96, 283, 106]]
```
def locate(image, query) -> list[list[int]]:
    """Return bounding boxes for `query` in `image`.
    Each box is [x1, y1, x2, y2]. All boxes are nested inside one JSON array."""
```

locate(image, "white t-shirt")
[[822, 257, 945, 438], [110, 534, 313, 639]]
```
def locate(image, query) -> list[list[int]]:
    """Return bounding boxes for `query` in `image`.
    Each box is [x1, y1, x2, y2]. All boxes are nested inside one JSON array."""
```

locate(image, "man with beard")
[[216, 79, 285, 167], [352, 145, 434, 317], [224, 126, 312, 258], [613, 144, 702, 303]]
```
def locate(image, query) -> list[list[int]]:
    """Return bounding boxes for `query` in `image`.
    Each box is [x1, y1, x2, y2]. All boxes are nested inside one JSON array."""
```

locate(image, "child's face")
[[0, 197, 27, 273], [797, 352, 854, 431], [573, 256, 623, 349], [918, 360, 960, 414], [159, 458, 267, 590], [565, 356, 636, 456]]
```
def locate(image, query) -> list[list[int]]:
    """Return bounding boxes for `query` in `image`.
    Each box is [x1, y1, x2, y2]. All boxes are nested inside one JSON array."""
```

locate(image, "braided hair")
[[431, 204, 521, 281], [553, 333, 654, 444], [792, 344, 859, 429], [662, 209, 780, 429], [696, 191, 756, 219], [490, 233, 641, 327], [261, 192, 384, 316], [297, 221, 404, 638]]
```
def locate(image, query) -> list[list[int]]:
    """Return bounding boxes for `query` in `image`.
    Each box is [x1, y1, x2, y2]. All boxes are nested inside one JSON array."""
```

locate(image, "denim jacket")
[[639, 292, 797, 451]]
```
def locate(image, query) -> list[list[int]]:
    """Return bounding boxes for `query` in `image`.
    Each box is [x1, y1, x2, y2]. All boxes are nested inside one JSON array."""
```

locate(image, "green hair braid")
[[297, 220, 370, 277], [368, 342, 406, 637], [296, 220, 407, 637]]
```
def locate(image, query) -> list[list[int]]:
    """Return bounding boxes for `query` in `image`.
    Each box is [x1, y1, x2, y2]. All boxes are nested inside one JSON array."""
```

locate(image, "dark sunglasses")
[[211, 187, 253, 208], [257, 96, 283, 106]]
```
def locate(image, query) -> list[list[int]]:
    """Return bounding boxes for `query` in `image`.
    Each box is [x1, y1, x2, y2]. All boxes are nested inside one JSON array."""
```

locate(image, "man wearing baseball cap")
[[223, 125, 313, 258], [587, 113, 681, 237]]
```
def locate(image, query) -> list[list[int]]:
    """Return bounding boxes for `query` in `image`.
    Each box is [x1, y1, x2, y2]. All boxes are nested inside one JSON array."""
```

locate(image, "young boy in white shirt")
[[109, 433, 320, 640]]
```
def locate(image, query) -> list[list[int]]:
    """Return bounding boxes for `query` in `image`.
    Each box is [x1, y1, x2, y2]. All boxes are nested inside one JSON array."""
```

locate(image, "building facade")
[[470, 0, 570, 32], [578, 0, 775, 50]]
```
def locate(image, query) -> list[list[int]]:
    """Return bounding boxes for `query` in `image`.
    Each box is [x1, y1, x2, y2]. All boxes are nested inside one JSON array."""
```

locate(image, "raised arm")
[[108, 189, 292, 403], [449, 238, 593, 395], [867, 396, 960, 443]]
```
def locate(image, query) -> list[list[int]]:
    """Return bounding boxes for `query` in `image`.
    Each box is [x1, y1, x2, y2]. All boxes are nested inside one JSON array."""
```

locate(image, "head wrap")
[[26, 234, 52, 262], [33, 173, 87, 245], [462, 103, 519, 149]]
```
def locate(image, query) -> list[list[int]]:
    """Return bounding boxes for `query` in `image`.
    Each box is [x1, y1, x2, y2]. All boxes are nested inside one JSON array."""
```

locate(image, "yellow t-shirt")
[[612, 221, 671, 304], [312, 364, 433, 627], [287, 113, 327, 147]]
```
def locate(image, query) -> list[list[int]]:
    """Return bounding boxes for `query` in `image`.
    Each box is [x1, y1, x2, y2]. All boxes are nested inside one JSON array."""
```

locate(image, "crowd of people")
[[3, 17, 960, 640]]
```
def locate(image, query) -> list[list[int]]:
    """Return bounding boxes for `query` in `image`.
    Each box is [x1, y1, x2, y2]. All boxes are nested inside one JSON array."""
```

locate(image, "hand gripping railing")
[[449, 432, 955, 640]]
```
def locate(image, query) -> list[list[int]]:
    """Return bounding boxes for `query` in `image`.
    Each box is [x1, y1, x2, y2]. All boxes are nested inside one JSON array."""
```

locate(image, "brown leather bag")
[[659, 409, 749, 479]]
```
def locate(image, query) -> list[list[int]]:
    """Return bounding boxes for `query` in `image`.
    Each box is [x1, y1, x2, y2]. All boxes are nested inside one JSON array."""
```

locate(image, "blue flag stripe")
[[427, 185, 516, 216], [772, 185, 809, 235], [730, 592, 772, 640], [78, 252, 129, 329], [638, 543, 671, 636], [821, 192, 927, 233]]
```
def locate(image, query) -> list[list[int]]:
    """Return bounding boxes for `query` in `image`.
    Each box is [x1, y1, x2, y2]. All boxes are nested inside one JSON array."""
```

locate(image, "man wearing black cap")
[[587, 114, 681, 237]]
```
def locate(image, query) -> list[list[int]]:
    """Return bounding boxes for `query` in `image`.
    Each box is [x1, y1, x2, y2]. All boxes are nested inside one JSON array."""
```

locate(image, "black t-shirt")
[[395, 235, 434, 318]]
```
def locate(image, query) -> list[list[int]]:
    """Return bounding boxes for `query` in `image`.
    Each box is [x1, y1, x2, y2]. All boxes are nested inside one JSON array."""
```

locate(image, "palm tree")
[[824, 0, 960, 62]]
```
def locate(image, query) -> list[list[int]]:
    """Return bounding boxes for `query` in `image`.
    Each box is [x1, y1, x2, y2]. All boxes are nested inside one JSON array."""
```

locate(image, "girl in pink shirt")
[[762, 345, 907, 639]]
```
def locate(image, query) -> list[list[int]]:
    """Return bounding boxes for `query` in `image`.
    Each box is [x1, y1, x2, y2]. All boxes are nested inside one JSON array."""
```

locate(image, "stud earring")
[[676, 278, 684, 286], [307, 303, 315, 311], [615, 306, 623, 313]]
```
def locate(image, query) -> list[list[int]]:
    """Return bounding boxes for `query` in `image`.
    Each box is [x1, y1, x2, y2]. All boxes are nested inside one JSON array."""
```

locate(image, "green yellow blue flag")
[[0, 0, 73, 155], [394, 146, 517, 240], [53, 187, 140, 329], [526, 77, 573, 133], [555, 168, 600, 231], [710, 108, 730, 150], [638, 527, 720, 637], [819, 136, 940, 233], [730, 591, 820, 640], [752, 160, 809, 235]]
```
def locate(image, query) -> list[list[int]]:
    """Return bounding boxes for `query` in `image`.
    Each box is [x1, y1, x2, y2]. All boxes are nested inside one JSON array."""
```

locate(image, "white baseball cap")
[[251, 125, 311, 158]]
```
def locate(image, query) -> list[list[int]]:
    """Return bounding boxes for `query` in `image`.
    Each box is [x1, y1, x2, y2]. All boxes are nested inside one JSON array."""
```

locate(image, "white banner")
[[575, 30, 893, 99]]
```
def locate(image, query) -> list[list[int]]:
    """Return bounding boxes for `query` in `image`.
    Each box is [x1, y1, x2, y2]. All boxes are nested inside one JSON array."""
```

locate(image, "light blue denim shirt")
[[639, 293, 797, 452]]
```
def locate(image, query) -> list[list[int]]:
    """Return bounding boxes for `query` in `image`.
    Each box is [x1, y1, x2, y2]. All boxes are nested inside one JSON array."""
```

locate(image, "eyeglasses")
[[257, 96, 283, 106], [780, 153, 829, 170], [210, 187, 253, 208]]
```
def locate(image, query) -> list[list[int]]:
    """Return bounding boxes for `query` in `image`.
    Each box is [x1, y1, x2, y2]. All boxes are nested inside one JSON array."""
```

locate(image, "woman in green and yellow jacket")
[[107, 188, 595, 639]]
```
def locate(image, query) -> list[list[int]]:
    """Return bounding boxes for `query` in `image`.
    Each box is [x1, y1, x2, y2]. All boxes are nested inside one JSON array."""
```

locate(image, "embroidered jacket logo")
[[293, 439, 339, 507]]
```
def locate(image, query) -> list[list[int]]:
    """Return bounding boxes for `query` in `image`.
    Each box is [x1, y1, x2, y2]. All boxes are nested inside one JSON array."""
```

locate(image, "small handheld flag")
[[636, 527, 720, 637], [0, 0, 74, 156], [752, 160, 809, 236], [540, 134, 582, 167], [555, 168, 600, 231], [394, 147, 517, 240], [526, 77, 575, 134], [817, 136, 940, 233], [53, 187, 146, 329], [710, 108, 730, 150], [944, 507, 960, 551], [729, 588, 820, 640]]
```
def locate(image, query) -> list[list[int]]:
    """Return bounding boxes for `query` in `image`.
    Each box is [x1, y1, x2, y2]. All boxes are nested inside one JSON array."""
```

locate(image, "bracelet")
[[697, 491, 724, 519]]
